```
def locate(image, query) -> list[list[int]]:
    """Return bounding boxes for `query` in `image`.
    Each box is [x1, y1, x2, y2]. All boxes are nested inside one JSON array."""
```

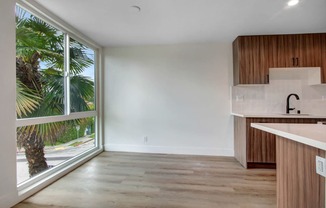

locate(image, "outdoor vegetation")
[[16, 6, 95, 177]]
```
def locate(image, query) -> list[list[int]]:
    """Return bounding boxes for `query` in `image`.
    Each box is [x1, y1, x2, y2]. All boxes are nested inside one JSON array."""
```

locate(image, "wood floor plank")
[[13, 152, 276, 208]]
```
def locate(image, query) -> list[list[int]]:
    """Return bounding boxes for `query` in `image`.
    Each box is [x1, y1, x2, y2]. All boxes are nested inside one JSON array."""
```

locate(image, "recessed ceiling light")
[[288, 0, 299, 6]]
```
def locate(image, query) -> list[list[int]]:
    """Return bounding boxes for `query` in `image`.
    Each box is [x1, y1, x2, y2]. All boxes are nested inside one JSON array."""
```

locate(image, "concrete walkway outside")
[[17, 136, 95, 184]]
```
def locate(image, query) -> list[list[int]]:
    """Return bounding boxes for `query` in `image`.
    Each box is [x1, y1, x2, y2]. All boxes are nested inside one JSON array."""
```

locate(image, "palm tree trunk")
[[23, 131, 48, 177]]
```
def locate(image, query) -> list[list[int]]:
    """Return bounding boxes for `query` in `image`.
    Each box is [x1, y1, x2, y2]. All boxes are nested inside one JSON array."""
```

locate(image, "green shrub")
[[45, 118, 94, 146]]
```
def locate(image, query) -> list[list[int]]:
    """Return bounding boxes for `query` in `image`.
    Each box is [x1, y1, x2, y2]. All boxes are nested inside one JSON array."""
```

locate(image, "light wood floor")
[[14, 152, 276, 208]]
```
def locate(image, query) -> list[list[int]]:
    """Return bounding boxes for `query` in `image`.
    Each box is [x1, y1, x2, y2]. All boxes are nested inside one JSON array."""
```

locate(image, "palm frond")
[[16, 79, 41, 118], [70, 75, 94, 112]]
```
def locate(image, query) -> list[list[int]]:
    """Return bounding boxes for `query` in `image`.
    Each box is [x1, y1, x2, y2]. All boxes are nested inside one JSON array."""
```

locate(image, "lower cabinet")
[[234, 117, 326, 168]]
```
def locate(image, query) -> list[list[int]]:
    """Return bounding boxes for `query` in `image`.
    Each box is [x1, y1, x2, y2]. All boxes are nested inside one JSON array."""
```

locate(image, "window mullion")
[[64, 34, 70, 115], [16, 111, 97, 127]]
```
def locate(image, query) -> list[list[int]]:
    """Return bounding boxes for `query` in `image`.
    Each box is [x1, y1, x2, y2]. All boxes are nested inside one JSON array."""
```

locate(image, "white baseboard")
[[104, 144, 234, 156]]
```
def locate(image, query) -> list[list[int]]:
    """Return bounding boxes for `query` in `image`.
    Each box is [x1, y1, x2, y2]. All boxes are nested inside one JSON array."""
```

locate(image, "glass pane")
[[16, 6, 65, 118], [16, 117, 96, 184], [69, 38, 95, 113]]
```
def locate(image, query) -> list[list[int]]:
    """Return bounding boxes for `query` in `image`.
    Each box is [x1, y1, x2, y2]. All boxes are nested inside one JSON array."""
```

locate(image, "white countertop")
[[251, 123, 326, 150], [231, 112, 326, 119]]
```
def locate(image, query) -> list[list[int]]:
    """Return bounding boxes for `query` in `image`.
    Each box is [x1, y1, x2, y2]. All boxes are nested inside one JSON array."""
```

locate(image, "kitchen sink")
[[281, 113, 310, 116]]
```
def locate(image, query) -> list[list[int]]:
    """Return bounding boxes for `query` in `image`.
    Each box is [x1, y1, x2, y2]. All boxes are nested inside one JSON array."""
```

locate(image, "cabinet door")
[[233, 36, 269, 84], [296, 34, 322, 68], [321, 34, 326, 83], [246, 118, 276, 164], [259, 36, 272, 83], [237, 36, 261, 84], [247, 125, 276, 163], [271, 35, 296, 67]]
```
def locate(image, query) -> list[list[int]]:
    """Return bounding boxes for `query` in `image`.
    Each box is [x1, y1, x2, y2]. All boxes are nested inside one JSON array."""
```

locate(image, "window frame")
[[15, 1, 103, 192]]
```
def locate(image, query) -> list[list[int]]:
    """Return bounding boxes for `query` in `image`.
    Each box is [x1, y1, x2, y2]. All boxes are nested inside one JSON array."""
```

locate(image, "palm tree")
[[16, 7, 94, 177]]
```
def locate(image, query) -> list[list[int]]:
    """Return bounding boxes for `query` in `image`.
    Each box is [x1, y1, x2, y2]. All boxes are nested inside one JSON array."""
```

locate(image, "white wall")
[[104, 43, 234, 156], [0, 0, 19, 207]]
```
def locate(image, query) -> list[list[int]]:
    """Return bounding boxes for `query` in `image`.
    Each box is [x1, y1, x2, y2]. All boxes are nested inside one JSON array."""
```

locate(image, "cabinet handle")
[[292, 57, 295, 66], [296, 58, 299, 66]]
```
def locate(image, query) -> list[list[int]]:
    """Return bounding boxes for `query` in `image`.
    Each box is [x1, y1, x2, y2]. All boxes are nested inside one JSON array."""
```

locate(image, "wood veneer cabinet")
[[270, 34, 323, 68], [234, 117, 326, 168], [233, 36, 270, 85], [277, 136, 325, 208], [233, 33, 326, 85]]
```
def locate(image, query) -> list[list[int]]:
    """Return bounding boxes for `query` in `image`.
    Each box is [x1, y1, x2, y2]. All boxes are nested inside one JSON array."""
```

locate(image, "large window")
[[16, 5, 99, 185]]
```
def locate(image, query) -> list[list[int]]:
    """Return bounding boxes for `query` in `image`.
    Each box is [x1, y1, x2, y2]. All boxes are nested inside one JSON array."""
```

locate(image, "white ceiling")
[[34, 0, 326, 47]]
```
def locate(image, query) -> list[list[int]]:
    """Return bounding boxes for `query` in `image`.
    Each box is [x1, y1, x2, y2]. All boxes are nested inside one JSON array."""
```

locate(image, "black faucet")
[[286, 93, 300, 114]]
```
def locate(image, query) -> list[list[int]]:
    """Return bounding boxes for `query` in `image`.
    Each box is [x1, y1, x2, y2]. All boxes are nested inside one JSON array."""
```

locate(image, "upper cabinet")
[[233, 36, 269, 85], [233, 33, 326, 85], [269, 34, 324, 69]]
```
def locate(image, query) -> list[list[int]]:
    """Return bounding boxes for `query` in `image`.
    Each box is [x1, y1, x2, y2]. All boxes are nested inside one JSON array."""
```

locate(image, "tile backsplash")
[[232, 68, 326, 115]]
